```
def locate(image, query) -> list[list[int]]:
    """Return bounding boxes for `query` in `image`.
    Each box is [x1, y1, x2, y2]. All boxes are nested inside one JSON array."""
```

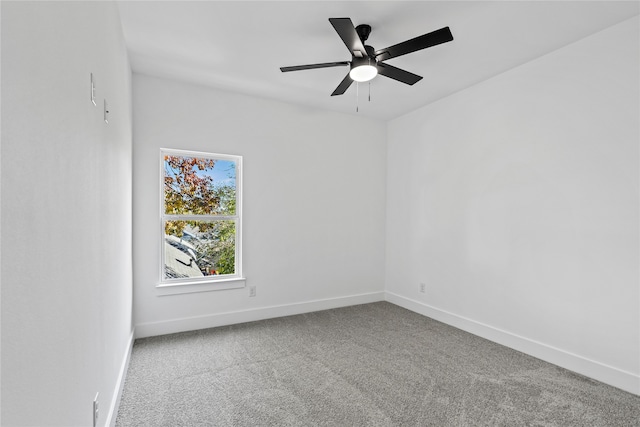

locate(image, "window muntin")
[[161, 149, 241, 284]]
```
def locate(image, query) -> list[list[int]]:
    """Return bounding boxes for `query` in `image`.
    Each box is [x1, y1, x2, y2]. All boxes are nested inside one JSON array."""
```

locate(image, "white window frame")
[[157, 148, 244, 295]]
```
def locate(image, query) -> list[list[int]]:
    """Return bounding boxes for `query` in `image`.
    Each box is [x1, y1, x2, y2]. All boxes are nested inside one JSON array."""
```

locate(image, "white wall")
[[133, 74, 387, 337], [1, 2, 133, 425], [386, 16, 639, 394]]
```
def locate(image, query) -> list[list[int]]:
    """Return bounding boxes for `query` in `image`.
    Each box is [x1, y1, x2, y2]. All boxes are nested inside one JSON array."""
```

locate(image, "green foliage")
[[194, 221, 236, 275]]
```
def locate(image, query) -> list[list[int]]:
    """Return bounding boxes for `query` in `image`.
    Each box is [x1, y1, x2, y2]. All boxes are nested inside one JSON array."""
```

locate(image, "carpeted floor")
[[116, 302, 640, 426]]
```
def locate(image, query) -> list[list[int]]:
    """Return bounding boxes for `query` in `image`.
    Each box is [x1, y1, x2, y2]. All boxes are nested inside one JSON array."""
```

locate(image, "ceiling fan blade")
[[377, 63, 422, 85], [329, 18, 367, 58], [375, 27, 453, 62], [280, 61, 349, 72], [331, 73, 353, 96]]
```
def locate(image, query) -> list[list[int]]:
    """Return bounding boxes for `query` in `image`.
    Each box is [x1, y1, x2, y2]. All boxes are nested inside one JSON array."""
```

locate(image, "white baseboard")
[[106, 328, 135, 427], [385, 291, 639, 396], [135, 291, 386, 339]]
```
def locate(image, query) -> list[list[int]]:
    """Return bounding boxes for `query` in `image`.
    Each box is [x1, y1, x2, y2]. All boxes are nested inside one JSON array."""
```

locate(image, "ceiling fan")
[[280, 18, 453, 96]]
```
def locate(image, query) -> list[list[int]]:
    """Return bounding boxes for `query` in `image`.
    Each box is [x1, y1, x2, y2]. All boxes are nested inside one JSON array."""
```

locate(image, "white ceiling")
[[117, 1, 639, 121]]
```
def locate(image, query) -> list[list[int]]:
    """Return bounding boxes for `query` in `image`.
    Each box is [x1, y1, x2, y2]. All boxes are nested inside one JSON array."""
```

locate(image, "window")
[[160, 149, 242, 286]]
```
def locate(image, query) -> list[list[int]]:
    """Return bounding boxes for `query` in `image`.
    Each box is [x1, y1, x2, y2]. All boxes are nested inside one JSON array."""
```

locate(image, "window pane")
[[164, 220, 236, 279], [164, 155, 236, 215]]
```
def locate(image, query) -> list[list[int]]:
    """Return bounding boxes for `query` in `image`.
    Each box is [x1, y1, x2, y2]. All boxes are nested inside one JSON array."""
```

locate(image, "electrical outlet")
[[248, 286, 256, 297], [420, 283, 426, 293], [93, 393, 99, 427]]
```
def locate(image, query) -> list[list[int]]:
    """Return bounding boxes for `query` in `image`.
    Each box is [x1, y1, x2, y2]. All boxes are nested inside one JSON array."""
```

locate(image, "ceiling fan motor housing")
[[351, 56, 376, 70], [351, 44, 377, 76]]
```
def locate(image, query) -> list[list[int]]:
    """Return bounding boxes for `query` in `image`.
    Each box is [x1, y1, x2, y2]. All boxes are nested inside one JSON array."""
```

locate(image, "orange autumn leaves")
[[164, 155, 221, 236]]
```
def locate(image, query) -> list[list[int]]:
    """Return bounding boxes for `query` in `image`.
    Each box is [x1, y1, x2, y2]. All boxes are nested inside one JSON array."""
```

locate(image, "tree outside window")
[[161, 150, 241, 282]]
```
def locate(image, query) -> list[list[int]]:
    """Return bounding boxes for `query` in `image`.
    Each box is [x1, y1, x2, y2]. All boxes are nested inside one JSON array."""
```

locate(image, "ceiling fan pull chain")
[[367, 59, 372, 102], [356, 81, 359, 112]]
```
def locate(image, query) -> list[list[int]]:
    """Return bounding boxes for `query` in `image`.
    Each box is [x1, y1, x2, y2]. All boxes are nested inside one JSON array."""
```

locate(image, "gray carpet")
[[116, 302, 640, 426]]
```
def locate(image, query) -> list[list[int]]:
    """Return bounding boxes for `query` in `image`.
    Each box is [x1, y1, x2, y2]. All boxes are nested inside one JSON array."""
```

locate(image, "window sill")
[[156, 277, 246, 296]]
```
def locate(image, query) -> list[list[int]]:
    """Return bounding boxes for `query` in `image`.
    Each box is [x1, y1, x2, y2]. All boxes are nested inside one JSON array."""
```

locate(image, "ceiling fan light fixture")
[[349, 64, 378, 82], [349, 58, 378, 83]]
